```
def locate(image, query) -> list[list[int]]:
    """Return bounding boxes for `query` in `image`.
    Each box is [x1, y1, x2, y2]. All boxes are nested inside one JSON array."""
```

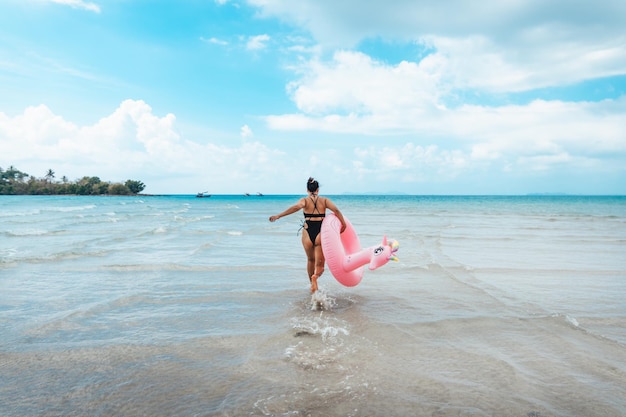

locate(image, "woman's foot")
[[310, 274, 319, 293]]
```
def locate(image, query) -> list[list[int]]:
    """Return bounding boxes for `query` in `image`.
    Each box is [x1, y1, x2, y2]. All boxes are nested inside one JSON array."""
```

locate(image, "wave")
[[41, 204, 97, 213], [174, 214, 215, 223], [191, 242, 215, 255], [0, 248, 18, 263], [0, 209, 41, 217], [2, 248, 110, 265], [4, 229, 52, 237], [98, 263, 281, 272], [69, 213, 123, 224]]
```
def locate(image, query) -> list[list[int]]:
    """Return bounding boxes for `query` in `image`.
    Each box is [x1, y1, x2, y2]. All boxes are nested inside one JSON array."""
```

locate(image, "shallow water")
[[1, 195, 625, 416]]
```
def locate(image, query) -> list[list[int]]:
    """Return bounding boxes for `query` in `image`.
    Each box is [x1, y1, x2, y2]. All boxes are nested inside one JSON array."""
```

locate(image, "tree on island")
[[0, 166, 146, 196], [125, 180, 146, 194]]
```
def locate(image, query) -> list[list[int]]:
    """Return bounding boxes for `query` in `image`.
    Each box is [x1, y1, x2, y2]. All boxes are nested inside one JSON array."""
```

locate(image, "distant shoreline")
[[3, 193, 622, 198]]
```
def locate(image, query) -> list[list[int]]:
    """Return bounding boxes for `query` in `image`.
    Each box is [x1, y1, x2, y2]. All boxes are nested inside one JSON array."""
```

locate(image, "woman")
[[269, 177, 346, 293]]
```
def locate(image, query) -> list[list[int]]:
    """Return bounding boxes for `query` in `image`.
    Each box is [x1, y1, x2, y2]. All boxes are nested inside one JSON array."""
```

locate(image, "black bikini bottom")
[[305, 220, 323, 243]]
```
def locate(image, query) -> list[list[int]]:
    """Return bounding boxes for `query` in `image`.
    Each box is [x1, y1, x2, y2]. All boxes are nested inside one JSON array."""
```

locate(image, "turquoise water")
[[1, 195, 625, 416]]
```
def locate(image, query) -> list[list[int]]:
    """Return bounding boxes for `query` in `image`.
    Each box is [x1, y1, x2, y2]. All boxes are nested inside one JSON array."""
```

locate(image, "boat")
[[196, 191, 211, 198]]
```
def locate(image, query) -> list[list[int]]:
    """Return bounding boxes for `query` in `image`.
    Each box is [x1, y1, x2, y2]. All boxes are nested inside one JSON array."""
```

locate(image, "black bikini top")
[[304, 196, 325, 219]]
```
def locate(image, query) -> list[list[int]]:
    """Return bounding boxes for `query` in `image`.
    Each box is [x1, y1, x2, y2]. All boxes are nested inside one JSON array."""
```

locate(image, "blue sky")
[[1, 0, 625, 195]]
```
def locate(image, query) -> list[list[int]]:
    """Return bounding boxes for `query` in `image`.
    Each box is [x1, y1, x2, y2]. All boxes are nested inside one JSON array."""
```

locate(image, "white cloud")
[[240, 124, 253, 138], [284, 50, 440, 117], [249, 1, 626, 46], [247, 34, 270, 50], [269, 50, 626, 137], [200, 36, 229, 46], [424, 33, 626, 93], [1, 98, 624, 194], [250, 0, 626, 91], [251, 0, 626, 165], [0, 100, 291, 193], [48, 0, 101, 13], [352, 143, 468, 182], [249, 0, 626, 179], [2, 0, 625, 194], [264, 49, 626, 177]]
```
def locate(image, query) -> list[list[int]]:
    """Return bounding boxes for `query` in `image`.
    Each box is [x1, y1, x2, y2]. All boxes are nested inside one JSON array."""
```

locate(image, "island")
[[0, 166, 146, 195]]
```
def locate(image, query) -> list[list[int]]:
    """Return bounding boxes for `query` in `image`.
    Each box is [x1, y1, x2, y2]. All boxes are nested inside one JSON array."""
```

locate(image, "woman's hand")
[[269, 215, 279, 222]]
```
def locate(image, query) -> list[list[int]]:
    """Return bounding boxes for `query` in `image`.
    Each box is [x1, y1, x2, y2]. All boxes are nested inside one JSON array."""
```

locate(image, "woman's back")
[[302, 195, 327, 217]]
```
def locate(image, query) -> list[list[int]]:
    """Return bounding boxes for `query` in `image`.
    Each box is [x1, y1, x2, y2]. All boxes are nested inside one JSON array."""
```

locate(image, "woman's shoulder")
[[321, 196, 338, 209]]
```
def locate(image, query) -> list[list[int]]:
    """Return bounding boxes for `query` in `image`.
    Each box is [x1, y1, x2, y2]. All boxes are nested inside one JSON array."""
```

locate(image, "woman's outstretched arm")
[[269, 198, 306, 222]]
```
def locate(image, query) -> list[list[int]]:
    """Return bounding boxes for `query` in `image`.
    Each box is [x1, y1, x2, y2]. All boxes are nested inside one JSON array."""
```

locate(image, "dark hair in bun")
[[307, 177, 319, 192]]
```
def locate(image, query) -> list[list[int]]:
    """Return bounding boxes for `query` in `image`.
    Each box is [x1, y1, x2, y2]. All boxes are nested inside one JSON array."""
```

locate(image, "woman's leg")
[[301, 232, 315, 285], [310, 235, 325, 293]]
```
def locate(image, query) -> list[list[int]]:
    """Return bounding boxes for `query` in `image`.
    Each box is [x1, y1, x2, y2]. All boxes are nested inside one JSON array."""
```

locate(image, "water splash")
[[310, 287, 336, 311]]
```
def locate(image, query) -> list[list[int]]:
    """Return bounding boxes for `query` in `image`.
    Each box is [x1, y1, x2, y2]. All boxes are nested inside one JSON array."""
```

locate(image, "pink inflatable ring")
[[320, 213, 399, 287]]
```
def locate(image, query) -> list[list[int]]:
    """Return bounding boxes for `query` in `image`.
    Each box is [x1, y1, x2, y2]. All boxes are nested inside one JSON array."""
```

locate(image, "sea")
[[1, 194, 625, 417]]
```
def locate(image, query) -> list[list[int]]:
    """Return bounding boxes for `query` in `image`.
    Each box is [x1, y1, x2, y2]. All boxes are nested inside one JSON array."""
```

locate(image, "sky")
[[1, 0, 625, 195]]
